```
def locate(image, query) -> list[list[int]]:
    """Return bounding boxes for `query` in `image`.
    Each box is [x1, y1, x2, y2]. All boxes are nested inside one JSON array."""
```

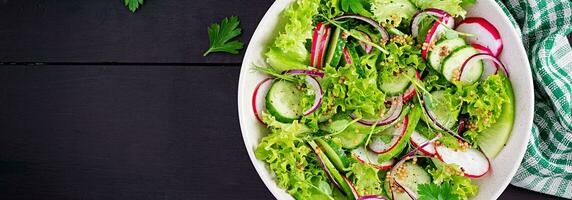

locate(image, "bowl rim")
[[237, 0, 534, 199]]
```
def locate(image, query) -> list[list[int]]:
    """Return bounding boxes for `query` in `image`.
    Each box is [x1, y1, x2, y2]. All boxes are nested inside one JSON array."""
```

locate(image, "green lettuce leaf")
[[410, 0, 468, 17], [428, 158, 479, 200], [255, 117, 331, 199], [347, 158, 383, 196], [265, 0, 320, 72], [371, 0, 418, 27]]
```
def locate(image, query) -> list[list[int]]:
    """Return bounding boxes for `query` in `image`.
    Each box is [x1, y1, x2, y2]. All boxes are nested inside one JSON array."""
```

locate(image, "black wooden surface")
[[0, 0, 567, 200]]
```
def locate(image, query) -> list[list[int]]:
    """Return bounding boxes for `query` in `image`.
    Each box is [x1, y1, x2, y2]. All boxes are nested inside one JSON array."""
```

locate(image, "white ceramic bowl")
[[238, 0, 534, 199]]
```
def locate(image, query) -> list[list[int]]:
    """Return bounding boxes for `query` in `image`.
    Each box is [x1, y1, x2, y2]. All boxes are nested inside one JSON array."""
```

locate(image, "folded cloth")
[[495, 0, 572, 198]]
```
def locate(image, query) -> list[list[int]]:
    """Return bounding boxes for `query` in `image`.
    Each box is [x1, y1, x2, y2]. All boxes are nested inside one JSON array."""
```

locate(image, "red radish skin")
[[456, 17, 503, 56], [251, 78, 274, 123], [421, 16, 454, 59], [460, 53, 509, 81], [316, 26, 331, 69], [409, 131, 437, 156], [411, 8, 451, 38], [434, 145, 491, 178], [352, 147, 395, 170], [368, 116, 409, 154], [343, 48, 353, 65], [403, 70, 421, 103], [310, 22, 324, 67]]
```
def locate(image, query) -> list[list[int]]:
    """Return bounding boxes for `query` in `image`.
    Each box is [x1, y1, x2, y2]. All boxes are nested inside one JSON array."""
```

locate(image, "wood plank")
[[0, 0, 272, 63], [0, 65, 271, 199]]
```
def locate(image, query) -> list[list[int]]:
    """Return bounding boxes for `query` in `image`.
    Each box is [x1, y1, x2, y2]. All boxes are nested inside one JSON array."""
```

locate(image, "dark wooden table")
[[0, 1, 566, 199]]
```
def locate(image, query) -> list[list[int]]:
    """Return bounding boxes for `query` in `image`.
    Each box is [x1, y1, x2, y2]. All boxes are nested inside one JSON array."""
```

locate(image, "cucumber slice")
[[428, 38, 466, 71], [379, 67, 416, 95], [346, 44, 365, 78], [377, 105, 422, 162], [316, 138, 350, 172], [384, 162, 431, 200], [308, 141, 355, 200], [421, 90, 458, 129], [441, 46, 483, 85], [265, 80, 305, 123], [325, 28, 347, 68], [478, 75, 515, 158]]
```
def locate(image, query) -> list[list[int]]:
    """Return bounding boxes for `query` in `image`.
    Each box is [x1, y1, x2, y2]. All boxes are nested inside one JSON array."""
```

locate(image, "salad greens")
[[266, 0, 320, 72], [252, 0, 513, 199]]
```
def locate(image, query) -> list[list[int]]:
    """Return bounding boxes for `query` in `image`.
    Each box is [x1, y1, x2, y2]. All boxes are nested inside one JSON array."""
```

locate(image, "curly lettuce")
[[347, 158, 383, 196], [371, 0, 418, 27], [455, 74, 509, 132], [428, 158, 479, 200], [255, 117, 331, 199], [409, 0, 470, 17], [266, 0, 320, 72]]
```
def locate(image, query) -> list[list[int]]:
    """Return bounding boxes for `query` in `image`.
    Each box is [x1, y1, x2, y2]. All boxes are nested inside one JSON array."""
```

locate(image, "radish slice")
[[317, 25, 331, 69], [421, 15, 455, 59], [343, 176, 361, 199], [389, 155, 431, 199], [435, 145, 491, 178], [403, 70, 421, 103], [409, 131, 439, 156], [285, 69, 325, 78], [358, 195, 389, 200], [311, 22, 324, 67], [251, 78, 274, 123], [352, 146, 395, 170], [411, 8, 450, 38], [334, 15, 390, 42], [456, 17, 503, 56], [342, 48, 353, 65], [368, 116, 409, 154], [351, 96, 404, 126], [460, 53, 509, 81], [355, 30, 373, 54], [471, 44, 499, 79], [302, 76, 323, 116]]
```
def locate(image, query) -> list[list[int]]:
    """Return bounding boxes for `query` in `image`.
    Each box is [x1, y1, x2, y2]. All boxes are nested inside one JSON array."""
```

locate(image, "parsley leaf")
[[124, 0, 144, 12], [203, 16, 244, 56], [418, 183, 461, 200]]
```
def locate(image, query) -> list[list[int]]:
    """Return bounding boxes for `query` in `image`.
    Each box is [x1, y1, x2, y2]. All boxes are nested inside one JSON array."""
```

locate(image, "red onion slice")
[[284, 69, 325, 78], [303, 76, 323, 116], [350, 96, 404, 126], [313, 145, 343, 191], [411, 8, 451, 38], [333, 15, 390, 42], [251, 78, 274, 123], [419, 93, 468, 143], [343, 176, 360, 199], [460, 53, 509, 82], [358, 195, 389, 200]]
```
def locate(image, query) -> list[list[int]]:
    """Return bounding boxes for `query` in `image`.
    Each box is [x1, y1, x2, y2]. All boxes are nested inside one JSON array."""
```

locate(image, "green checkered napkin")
[[495, 0, 572, 198]]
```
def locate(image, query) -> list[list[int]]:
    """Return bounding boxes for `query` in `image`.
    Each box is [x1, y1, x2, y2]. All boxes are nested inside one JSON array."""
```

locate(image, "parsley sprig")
[[124, 0, 144, 12], [417, 183, 461, 200], [203, 16, 244, 56]]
